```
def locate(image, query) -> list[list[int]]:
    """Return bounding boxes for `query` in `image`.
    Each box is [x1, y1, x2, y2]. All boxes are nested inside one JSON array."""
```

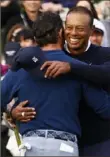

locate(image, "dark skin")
[[41, 61, 71, 78], [11, 100, 36, 122]]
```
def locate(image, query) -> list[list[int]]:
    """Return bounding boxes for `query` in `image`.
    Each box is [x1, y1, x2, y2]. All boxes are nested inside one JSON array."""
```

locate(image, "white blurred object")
[[0, 0, 11, 7], [6, 134, 21, 156], [1, 59, 6, 65], [93, 18, 105, 33], [19, 143, 31, 156], [93, 18, 109, 47], [41, 2, 63, 12], [60, 7, 69, 24], [6, 134, 31, 156]]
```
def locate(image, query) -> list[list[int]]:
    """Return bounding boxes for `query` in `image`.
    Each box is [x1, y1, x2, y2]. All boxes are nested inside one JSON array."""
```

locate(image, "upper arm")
[[70, 47, 110, 85], [1, 71, 18, 111]]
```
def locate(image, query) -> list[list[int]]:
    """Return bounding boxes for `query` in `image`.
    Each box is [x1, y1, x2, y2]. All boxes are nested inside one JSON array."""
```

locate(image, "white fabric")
[[6, 134, 31, 156], [93, 18, 109, 47], [6, 134, 21, 156]]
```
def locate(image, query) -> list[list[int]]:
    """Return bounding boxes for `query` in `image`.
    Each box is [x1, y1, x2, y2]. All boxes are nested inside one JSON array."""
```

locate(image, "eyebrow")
[[65, 24, 85, 27]]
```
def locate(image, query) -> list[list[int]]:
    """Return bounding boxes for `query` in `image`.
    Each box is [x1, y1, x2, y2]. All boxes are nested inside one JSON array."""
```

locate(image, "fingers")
[[52, 69, 61, 78], [20, 119, 31, 123], [19, 100, 29, 107], [19, 115, 35, 122], [24, 111, 36, 116], [19, 111, 36, 119], [16, 111, 36, 121], [42, 62, 71, 78], [40, 61, 53, 70], [20, 107, 35, 112], [20, 116, 34, 121], [47, 66, 59, 78], [44, 63, 58, 78]]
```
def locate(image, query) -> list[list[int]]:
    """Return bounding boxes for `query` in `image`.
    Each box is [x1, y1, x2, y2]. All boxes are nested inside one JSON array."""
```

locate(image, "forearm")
[[70, 63, 110, 84]]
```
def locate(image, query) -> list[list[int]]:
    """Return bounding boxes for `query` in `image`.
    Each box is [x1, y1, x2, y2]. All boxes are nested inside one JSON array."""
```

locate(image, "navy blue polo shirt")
[[1, 50, 110, 136]]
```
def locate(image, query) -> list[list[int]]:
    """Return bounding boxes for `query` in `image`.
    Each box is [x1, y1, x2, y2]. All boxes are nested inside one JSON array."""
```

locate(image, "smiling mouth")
[[69, 38, 80, 44]]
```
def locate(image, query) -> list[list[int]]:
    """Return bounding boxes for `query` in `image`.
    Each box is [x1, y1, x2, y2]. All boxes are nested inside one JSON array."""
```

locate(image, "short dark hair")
[[15, 28, 35, 42], [33, 11, 63, 47], [67, 6, 94, 27]]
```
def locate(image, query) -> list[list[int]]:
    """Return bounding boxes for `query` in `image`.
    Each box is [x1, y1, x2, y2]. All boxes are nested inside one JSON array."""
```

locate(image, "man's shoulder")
[[46, 50, 73, 62], [90, 44, 110, 62], [90, 44, 110, 54], [2, 69, 28, 83]]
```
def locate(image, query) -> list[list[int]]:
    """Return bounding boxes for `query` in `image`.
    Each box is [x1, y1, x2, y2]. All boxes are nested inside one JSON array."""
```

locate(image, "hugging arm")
[[70, 61, 110, 84], [41, 60, 110, 85]]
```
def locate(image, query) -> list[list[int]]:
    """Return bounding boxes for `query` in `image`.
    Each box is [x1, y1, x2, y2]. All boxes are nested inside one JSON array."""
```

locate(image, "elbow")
[[98, 112, 110, 120]]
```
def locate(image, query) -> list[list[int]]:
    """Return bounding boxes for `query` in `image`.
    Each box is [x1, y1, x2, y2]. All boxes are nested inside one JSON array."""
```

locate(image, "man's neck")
[[41, 44, 62, 51], [67, 42, 88, 55], [25, 10, 38, 22]]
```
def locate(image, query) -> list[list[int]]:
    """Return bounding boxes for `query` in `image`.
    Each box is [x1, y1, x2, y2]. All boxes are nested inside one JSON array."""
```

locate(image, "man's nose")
[[71, 28, 78, 35]]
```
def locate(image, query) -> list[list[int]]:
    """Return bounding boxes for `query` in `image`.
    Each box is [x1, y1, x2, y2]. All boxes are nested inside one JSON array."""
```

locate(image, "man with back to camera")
[[1, 11, 110, 156], [10, 7, 110, 156]]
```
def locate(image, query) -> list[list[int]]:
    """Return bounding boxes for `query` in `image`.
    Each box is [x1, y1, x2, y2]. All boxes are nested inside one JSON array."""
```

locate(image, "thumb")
[[20, 100, 29, 107]]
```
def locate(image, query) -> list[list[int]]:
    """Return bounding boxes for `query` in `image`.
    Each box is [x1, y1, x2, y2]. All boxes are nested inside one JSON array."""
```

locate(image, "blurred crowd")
[[1, 0, 110, 64], [1, 0, 110, 156]]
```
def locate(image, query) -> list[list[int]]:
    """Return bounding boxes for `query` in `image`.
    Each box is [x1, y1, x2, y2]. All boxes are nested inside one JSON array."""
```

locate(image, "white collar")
[[64, 40, 91, 54]]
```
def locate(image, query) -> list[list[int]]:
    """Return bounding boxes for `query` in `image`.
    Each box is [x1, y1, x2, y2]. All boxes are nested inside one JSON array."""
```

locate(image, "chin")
[[92, 42, 100, 46], [70, 45, 81, 50]]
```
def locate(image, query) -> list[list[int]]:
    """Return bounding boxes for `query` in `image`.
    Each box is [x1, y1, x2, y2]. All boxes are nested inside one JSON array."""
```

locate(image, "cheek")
[[98, 36, 103, 42], [64, 29, 75, 36], [64, 30, 69, 39], [82, 33, 90, 40]]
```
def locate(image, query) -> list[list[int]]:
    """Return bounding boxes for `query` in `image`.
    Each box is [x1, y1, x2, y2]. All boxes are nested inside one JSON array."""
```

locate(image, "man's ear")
[[58, 28, 63, 38], [58, 28, 65, 39], [58, 28, 65, 48]]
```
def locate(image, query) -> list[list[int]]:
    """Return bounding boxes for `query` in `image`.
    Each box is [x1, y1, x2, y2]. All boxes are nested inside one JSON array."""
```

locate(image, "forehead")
[[66, 13, 90, 26]]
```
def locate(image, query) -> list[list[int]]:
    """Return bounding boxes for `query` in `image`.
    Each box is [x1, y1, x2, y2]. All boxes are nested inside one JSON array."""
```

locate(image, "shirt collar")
[[64, 40, 91, 54]]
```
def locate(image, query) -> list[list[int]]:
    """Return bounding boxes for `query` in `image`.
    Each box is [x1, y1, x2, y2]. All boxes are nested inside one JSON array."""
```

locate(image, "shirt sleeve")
[[70, 61, 110, 85], [82, 83, 110, 119], [1, 70, 18, 112]]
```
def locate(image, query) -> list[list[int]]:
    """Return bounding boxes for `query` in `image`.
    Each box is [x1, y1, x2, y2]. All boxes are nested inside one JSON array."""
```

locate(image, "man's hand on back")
[[11, 100, 36, 122], [40, 61, 71, 78]]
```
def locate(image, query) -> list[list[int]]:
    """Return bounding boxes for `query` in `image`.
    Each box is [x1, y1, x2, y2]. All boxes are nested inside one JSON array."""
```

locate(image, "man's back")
[[2, 50, 82, 136]]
